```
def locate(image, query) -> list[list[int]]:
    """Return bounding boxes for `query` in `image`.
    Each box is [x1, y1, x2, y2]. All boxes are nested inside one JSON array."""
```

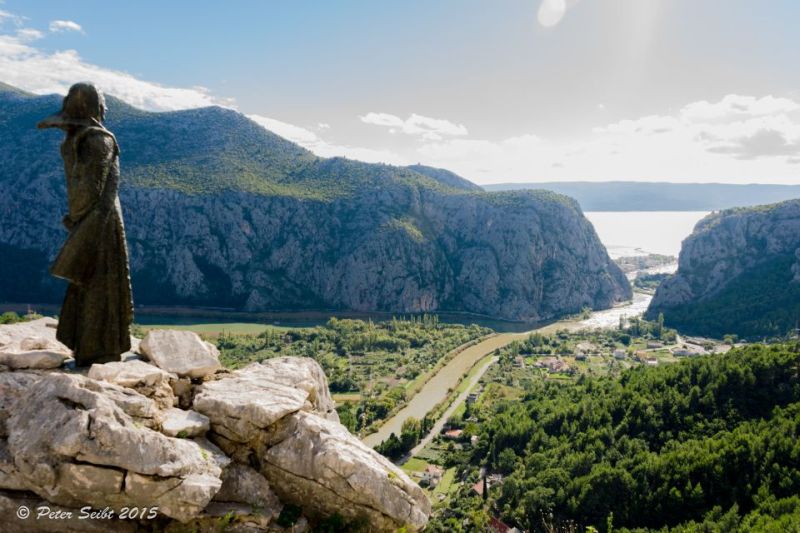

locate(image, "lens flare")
[[538, 0, 566, 28]]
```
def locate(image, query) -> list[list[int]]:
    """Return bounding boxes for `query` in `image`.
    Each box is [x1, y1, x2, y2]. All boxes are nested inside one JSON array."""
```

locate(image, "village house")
[[534, 356, 570, 373], [420, 464, 444, 488], [488, 516, 521, 533], [443, 428, 463, 439]]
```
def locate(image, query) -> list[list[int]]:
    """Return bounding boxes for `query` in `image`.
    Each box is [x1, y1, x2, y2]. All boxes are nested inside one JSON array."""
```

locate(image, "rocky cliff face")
[[647, 199, 800, 338], [0, 84, 630, 321], [0, 318, 430, 531]]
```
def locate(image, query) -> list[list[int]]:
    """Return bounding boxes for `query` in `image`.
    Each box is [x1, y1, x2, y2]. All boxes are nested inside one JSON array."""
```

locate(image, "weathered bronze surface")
[[38, 82, 133, 366]]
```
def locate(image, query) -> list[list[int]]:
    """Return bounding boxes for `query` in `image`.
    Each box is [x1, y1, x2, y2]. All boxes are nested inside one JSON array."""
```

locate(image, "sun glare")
[[538, 0, 567, 28]]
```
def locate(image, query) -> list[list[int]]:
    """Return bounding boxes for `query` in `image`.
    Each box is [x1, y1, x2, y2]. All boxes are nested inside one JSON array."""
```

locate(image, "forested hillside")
[[428, 343, 800, 532], [648, 200, 800, 339]]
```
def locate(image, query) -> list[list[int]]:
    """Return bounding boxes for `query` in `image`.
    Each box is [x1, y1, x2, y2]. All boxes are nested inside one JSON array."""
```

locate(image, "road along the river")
[[361, 333, 528, 448]]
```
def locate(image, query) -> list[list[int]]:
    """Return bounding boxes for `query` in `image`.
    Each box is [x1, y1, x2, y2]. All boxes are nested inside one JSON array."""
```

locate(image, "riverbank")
[[361, 333, 529, 448], [364, 289, 655, 453]]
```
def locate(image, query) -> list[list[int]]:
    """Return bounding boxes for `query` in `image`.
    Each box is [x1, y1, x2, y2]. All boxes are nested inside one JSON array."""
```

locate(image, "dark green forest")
[[660, 255, 800, 340], [427, 343, 800, 532]]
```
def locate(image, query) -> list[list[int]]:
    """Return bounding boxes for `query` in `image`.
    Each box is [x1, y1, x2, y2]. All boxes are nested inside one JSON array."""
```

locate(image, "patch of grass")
[[402, 457, 429, 473], [432, 468, 457, 497], [137, 322, 286, 337]]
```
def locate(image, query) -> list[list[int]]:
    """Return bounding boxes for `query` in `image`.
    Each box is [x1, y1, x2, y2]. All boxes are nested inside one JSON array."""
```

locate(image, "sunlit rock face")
[[0, 323, 432, 531]]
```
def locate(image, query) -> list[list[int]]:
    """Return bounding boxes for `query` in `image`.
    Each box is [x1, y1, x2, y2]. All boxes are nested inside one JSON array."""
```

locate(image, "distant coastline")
[[483, 181, 800, 211]]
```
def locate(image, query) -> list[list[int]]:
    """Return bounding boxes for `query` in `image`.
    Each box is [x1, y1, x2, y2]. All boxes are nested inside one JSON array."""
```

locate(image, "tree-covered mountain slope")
[[439, 342, 800, 532], [0, 83, 630, 320], [647, 199, 800, 338]]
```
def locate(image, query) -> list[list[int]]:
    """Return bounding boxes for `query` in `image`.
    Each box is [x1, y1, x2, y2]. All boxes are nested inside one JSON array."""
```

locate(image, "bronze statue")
[[38, 82, 133, 366]]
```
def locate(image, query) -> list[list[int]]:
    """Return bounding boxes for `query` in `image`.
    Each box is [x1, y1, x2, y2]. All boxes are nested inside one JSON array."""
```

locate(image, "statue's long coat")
[[51, 125, 133, 364]]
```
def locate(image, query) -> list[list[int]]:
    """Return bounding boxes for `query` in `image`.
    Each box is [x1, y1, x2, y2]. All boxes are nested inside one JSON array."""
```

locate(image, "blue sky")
[[2, 0, 800, 184]]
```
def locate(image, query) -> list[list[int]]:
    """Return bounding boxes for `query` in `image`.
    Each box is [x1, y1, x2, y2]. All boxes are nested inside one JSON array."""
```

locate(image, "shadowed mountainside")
[[647, 199, 800, 338]]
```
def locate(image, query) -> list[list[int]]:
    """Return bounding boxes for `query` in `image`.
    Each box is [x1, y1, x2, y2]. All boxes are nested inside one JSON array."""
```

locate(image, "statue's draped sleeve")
[[50, 128, 119, 285], [66, 129, 115, 223]]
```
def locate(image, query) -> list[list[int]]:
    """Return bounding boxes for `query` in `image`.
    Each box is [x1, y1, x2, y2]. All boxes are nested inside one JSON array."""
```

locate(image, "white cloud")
[[681, 94, 800, 121], [360, 112, 468, 140], [15, 28, 42, 41], [415, 94, 800, 184], [248, 115, 320, 144], [49, 20, 84, 34], [0, 22, 233, 111], [249, 114, 407, 165], [0, 9, 23, 26]]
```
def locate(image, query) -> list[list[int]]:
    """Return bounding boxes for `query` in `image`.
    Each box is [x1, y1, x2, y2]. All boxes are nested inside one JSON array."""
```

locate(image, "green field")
[[136, 322, 293, 337]]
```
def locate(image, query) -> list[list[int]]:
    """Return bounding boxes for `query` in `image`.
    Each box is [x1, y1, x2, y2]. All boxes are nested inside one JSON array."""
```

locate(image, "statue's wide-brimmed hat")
[[37, 82, 106, 129]]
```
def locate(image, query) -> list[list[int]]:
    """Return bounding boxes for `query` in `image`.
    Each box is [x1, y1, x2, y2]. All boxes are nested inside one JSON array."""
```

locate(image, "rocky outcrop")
[[5, 373, 222, 521], [0, 321, 430, 531], [161, 408, 210, 438], [139, 330, 222, 378], [88, 359, 176, 409], [647, 199, 800, 338], [0, 85, 629, 322], [0, 317, 72, 370], [194, 359, 430, 530], [259, 411, 430, 530]]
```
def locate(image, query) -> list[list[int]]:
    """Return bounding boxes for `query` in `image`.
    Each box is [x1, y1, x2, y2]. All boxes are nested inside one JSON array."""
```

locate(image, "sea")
[[584, 211, 710, 259]]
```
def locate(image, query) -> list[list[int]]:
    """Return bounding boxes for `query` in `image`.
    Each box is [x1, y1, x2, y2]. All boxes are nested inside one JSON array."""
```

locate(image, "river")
[[361, 290, 654, 448], [361, 334, 528, 448], [363, 211, 709, 449]]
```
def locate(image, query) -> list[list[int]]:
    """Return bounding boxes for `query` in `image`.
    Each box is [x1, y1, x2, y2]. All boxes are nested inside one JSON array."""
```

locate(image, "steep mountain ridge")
[[0, 83, 630, 321], [647, 199, 800, 337]]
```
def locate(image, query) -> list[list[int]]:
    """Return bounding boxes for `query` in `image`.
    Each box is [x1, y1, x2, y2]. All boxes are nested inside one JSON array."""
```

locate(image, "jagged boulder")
[[213, 462, 282, 520], [194, 358, 430, 531], [89, 359, 176, 409], [140, 329, 221, 378], [261, 411, 431, 531], [194, 358, 338, 444], [5, 373, 222, 522], [0, 318, 71, 370]]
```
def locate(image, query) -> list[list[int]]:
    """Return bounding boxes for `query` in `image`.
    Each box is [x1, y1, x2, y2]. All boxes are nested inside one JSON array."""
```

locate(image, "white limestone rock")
[[89, 359, 176, 409], [194, 357, 430, 531], [140, 329, 221, 378], [214, 463, 282, 520], [193, 357, 338, 443], [0, 317, 72, 370], [5, 373, 222, 522], [161, 408, 210, 438], [260, 411, 431, 532]]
